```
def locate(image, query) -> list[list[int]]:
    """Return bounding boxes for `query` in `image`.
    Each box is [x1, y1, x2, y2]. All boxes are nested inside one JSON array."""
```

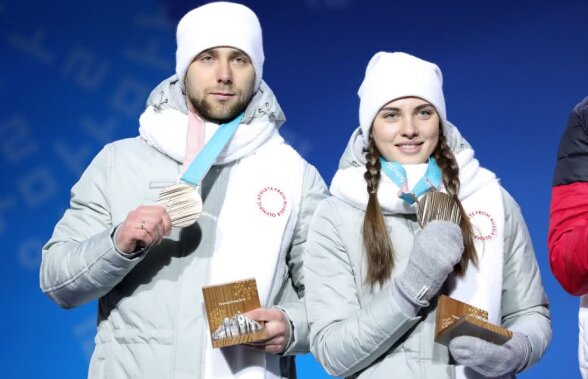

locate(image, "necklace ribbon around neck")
[[379, 157, 442, 205], [181, 112, 244, 186], [157, 113, 244, 227]]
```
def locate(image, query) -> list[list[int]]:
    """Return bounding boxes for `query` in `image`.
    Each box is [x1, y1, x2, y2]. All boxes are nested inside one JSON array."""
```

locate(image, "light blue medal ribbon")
[[181, 112, 244, 186], [379, 157, 442, 205], [157, 113, 245, 228]]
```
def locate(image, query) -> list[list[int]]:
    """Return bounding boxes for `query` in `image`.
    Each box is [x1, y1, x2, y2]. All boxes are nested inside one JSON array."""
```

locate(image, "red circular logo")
[[468, 210, 497, 241], [257, 187, 287, 217]]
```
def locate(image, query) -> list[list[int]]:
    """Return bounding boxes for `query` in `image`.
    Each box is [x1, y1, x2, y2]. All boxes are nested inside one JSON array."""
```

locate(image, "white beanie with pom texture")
[[175, 2, 264, 90], [358, 52, 446, 145]]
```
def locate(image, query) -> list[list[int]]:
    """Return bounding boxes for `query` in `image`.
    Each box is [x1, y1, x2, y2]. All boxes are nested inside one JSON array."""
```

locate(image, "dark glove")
[[449, 332, 532, 377]]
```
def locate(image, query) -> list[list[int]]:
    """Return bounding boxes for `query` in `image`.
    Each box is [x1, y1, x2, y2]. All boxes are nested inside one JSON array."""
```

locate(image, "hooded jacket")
[[40, 77, 328, 379], [548, 96, 588, 378], [304, 123, 551, 378]]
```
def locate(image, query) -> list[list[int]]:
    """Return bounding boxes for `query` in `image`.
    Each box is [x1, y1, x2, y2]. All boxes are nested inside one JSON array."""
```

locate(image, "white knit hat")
[[358, 52, 446, 145], [175, 2, 264, 90]]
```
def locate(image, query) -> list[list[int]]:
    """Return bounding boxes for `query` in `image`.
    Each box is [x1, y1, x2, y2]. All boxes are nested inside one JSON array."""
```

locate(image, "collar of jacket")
[[330, 148, 497, 215], [138, 80, 286, 165]]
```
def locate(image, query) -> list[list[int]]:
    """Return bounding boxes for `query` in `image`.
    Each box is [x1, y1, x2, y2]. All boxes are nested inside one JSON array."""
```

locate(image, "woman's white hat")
[[358, 52, 446, 145]]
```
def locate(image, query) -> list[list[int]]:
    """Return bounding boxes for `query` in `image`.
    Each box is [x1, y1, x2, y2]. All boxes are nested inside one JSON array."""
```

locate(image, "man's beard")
[[188, 92, 251, 124]]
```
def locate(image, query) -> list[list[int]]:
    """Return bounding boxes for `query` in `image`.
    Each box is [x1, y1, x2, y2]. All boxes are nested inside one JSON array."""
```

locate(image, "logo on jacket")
[[257, 187, 287, 217], [468, 210, 497, 241]]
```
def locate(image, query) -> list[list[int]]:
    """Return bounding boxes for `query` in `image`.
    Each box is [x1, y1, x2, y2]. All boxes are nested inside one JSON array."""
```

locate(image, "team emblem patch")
[[257, 187, 288, 217], [468, 210, 497, 241]]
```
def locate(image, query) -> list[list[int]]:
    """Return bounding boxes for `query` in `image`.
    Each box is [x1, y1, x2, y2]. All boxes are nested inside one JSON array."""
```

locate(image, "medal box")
[[435, 295, 512, 346], [202, 278, 267, 348]]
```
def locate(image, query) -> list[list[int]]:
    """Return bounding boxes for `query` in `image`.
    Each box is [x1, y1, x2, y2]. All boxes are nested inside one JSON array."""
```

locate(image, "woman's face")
[[371, 97, 440, 164]]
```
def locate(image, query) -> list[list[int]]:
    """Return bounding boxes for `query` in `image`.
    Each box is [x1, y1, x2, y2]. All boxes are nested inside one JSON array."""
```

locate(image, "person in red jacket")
[[548, 96, 588, 378]]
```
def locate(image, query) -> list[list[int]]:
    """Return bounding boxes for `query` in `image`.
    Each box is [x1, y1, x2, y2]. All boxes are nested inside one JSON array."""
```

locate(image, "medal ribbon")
[[182, 110, 205, 174], [379, 157, 442, 204], [181, 113, 244, 186]]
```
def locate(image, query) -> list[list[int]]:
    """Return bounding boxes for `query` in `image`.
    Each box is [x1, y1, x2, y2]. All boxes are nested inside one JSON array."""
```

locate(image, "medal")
[[416, 191, 462, 228], [380, 157, 457, 227], [157, 113, 244, 228], [157, 183, 203, 228]]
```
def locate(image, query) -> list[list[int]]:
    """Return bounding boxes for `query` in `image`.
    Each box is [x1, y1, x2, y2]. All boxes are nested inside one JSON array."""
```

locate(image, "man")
[[548, 96, 588, 378], [40, 2, 327, 378]]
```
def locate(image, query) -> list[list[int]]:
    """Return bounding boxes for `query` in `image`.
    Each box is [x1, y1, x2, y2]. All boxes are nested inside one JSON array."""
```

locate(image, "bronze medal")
[[157, 182, 202, 228], [416, 191, 462, 228]]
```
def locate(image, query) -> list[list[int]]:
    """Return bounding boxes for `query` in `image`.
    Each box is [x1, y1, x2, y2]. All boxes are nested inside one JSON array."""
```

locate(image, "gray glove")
[[393, 220, 463, 312], [449, 332, 532, 377]]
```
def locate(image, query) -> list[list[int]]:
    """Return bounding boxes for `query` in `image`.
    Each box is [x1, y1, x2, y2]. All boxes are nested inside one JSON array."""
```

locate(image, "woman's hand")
[[449, 332, 531, 376], [395, 220, 463, 307]]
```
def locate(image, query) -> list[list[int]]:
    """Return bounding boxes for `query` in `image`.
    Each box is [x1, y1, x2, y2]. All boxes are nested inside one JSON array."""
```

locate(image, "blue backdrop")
[[2, 0, 587, 377]]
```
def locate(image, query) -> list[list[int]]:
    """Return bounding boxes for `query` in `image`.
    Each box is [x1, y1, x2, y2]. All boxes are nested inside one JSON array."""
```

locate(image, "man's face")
[[184, 47, 256, 124]]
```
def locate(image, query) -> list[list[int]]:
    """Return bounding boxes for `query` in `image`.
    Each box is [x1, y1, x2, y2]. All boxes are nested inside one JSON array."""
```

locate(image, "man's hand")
[[115, 205, 172, 254], [243, 308, 291, 354]]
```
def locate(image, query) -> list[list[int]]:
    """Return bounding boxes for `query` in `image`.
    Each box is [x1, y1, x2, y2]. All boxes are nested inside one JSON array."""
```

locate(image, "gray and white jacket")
[[304, 124, 551, 378], [40, 77, 328, 379]]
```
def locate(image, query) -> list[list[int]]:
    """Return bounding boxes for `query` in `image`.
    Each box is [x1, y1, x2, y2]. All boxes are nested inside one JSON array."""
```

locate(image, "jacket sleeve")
[[276, 163, 329, 355], [39, 144, 145, 309], [500, 189, 551, 371], [548, 183, 588, 295], [548, 97, 588, 295], [304, 199, 420, 378]]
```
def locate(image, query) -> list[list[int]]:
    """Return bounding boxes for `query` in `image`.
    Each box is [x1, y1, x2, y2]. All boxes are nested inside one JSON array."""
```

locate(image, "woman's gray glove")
[[449, 332, 532, 377], [393, 220, 464, 313]]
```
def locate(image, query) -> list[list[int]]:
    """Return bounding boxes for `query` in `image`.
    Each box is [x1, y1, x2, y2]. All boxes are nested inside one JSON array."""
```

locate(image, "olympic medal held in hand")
[[417, 191, 462, 228], [157, 183, 202, 227]]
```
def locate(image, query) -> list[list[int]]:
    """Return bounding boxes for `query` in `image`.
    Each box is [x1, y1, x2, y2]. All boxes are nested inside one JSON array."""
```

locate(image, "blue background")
[[1, 0, 587, 377]]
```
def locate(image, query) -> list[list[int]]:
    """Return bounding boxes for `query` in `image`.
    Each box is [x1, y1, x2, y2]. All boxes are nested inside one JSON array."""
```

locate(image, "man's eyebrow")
[[229, 50, 250, 60], [196, 48, 217, 58]]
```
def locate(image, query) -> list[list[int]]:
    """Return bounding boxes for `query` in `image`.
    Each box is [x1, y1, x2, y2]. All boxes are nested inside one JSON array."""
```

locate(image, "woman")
[[304, 52, 551, 378]]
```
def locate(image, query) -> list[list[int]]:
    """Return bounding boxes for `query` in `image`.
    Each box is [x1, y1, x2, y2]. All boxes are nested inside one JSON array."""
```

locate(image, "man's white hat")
[[175, 2, 264, 90]]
